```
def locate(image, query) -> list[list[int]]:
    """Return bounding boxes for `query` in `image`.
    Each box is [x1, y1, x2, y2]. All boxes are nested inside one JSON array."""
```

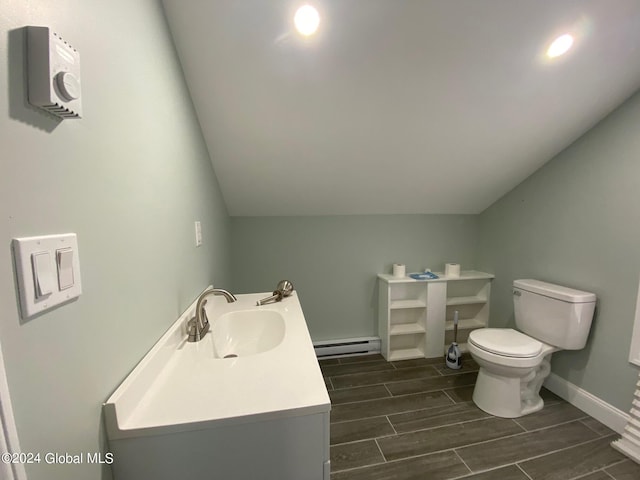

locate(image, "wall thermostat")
[[27, 26, 82, 119]]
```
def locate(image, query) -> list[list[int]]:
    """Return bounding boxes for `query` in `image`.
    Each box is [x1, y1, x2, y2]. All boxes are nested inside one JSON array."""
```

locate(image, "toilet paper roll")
[[445, 263, 461, 278], [392, 263, 406, 278]]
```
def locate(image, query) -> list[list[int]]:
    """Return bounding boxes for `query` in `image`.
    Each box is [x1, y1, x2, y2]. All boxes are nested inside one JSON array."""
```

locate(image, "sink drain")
[[223, 354, 238, 359]]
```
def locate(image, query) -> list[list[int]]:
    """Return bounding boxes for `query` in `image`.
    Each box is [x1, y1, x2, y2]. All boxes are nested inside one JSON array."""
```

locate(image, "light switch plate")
[[13, 233, 82, 318]]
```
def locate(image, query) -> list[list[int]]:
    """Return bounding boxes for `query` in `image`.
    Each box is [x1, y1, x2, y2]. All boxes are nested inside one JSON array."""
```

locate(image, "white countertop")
[[104, 292, 330, 440]]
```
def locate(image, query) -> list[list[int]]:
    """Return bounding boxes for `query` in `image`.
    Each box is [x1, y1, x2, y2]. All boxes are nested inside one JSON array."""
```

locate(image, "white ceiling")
[[162, 0, 640, 216]]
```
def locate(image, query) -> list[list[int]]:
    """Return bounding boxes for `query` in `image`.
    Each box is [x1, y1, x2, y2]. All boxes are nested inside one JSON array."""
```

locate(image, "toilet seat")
[[469, 328, 542, 358]]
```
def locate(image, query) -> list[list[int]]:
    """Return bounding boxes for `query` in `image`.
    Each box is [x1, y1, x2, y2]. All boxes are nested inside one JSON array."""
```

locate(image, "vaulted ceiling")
[[162, 0, 640, 216]]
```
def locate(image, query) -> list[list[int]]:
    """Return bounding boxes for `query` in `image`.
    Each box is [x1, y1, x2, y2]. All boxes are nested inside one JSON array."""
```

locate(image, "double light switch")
[[13, 233, 82, 318]]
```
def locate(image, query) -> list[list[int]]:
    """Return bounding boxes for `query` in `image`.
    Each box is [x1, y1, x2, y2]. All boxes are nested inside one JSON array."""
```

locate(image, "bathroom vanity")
[[103, 291, 330, 480]]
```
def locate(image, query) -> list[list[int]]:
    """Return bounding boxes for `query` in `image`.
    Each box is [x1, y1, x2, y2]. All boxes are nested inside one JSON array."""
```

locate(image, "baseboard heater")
[[313, 336, 381, 359]]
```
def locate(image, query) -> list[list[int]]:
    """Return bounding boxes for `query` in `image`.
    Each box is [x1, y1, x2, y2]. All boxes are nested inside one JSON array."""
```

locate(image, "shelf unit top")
[[379, 270, 494, 284]]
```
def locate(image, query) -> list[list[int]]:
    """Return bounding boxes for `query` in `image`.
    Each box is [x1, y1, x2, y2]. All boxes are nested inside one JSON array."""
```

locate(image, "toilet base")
[[472, 355, 552, 418]]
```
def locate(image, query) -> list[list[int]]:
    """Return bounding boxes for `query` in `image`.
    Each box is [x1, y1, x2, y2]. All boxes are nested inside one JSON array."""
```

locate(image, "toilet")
[[468, 279, 596, 418]]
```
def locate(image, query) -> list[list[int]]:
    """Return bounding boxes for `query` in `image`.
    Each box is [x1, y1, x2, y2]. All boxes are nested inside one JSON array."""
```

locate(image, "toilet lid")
[[469, 328, 543, 358]]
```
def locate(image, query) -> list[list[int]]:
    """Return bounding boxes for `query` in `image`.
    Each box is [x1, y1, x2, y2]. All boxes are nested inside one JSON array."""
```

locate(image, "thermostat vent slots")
[[41, 102, 80, 118]]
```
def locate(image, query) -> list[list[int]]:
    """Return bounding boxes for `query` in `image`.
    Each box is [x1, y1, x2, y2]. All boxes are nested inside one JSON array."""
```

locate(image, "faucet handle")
[[186, 317, 198, 338]]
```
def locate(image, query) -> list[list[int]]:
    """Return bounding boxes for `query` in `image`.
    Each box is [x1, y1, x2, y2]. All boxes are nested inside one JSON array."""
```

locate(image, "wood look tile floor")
[[321, 354, 638, 480]]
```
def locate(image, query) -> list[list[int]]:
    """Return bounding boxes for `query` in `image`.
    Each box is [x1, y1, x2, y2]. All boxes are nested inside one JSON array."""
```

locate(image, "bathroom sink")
[[103, 291, 330, 480], [210, 309, 285, 358]]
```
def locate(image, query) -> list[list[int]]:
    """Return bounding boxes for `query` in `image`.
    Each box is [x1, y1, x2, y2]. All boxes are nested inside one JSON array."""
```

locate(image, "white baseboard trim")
[[543, 372, 629, 434], [611, 437, 640, 463]]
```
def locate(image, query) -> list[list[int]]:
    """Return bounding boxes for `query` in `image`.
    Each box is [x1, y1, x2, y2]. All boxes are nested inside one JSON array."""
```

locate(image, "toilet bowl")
[[468, 279, 596, 419], [468, 328, 558, 418]]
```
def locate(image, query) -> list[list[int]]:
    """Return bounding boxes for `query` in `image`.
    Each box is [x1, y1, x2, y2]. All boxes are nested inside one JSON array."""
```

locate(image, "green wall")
[[0, 1, 230, 479], [476, 90, 640, 411], [231, 215, 479, 340]]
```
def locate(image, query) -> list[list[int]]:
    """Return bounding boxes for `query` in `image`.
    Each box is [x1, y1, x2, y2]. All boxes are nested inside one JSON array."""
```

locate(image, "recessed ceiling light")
[[294, 5, 320, 36], [547, 34, 574, 58]]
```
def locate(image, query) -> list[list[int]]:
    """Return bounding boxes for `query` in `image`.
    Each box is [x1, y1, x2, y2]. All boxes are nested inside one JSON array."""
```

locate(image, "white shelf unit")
[[443, 271, 494, 354], [379, 271, 494, 360], [378, 274, 446, 360]]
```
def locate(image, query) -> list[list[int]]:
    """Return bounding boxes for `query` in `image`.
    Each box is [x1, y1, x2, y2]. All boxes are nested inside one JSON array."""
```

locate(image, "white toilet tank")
[[513, 279, 596, 350]]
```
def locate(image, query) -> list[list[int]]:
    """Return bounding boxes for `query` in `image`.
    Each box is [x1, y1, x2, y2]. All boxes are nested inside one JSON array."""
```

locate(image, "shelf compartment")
[[445, 303, 486, 322], [389, 283, 427, 304], [446, 295, 487, 306], [446, 279, 490, 299], [389, 333, 425, 361], [390, 299, 426, 309], [390, 323, 425, 335], [389, 348, 425, 361], [390, 308, 425, 334]]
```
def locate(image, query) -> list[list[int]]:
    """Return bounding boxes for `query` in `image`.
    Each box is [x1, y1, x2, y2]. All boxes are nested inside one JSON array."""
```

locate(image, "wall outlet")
[[195, 221, 202, 247]]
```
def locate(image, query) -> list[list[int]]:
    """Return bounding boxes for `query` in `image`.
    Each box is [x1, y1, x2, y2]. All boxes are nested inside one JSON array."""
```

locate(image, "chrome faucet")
[[256, 280, 294, 306], [187, 288, 237, 342]]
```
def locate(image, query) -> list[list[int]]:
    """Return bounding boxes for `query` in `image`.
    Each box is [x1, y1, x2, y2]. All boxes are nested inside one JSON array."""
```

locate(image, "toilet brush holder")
[[446, 310, 462, 369]]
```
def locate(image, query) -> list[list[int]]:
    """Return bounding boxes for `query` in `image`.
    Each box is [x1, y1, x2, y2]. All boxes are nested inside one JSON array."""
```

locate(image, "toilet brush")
[[446, 310, 462, 369]]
